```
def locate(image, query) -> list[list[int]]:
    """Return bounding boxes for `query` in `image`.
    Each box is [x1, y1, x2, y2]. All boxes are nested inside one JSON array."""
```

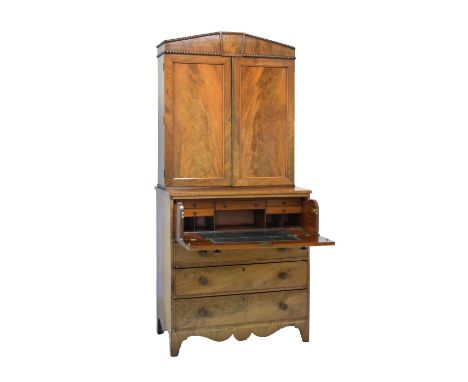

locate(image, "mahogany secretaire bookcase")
[[156, 32, 334, 356]]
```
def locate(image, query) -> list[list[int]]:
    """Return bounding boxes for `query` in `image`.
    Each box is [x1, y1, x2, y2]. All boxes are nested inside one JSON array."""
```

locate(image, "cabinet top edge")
[[156, 32, 295, 49], [155, 185, 311, 199]]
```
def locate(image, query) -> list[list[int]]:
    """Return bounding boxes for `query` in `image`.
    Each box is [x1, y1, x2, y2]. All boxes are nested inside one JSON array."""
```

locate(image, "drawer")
[[266, 205, 302, 214], [215, 200, 266, 210], [174, 289, 308, 330], [174, 245, 308, 268], [183, 208, 214, 217], [174, 261, 307, 297], [266, 198, 302, 206], [181, 200, 213, 209]]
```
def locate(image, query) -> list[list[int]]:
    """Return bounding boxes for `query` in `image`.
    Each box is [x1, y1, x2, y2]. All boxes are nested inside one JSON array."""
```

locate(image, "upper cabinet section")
[[157, 32, 295, 60], [158, 33, 295, 188]]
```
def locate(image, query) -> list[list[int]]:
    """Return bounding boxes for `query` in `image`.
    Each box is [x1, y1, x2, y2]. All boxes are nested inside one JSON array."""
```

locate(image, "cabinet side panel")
[[157, 189, 172, 331], [158, 57, 165, 186]]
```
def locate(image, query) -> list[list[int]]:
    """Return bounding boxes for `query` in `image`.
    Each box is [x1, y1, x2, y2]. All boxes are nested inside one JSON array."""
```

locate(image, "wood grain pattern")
[[174, 289, 308, 330], [222, 33, 243, 55], [174, 245, 308, 268], [243, 35, 294, 57], [174, 261, 308, 297], [233, 58, 294, 186], [164, 54, 231, 186], [170, 319, 307, 356]]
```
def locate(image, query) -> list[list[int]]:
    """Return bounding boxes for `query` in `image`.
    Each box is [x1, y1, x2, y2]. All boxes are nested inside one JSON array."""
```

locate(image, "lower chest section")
[[172, 244, 309, 330]]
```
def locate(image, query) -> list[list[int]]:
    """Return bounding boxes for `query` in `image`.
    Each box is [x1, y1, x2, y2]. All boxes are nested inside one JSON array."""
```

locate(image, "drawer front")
[[181, 200, 214, 209], [266, 198, 302, 206], [183, 208, 214, 217], [265, 205, 302, 214], [174, 261, 307, 297], [174, 289, 308, 330], [174, 245, 308, 268], [215, 200, 266, 210]]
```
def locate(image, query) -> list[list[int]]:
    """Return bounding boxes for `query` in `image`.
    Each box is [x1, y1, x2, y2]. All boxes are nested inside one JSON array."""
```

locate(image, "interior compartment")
[[266, 213, 301, 228], [215, 209, 265, 230], [183, 216, 214, 232]]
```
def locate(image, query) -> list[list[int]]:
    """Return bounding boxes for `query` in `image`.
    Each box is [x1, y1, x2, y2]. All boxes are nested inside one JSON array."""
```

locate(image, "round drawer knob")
[[192, 203, 197, 208], [199, 250, 208, 257], [278, 272, 288, 280], [199, 277, 208, 286], [279, 302, 288, 311], [198, 308, 208, 317]]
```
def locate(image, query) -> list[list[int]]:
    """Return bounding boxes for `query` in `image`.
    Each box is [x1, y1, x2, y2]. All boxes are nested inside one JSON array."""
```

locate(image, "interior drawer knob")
[[278, 272, 288, 280], [199, 277, 208, 286], [199, 250, 208, 257], [198, 308, 208, 317], [279, 302, 288, 311]]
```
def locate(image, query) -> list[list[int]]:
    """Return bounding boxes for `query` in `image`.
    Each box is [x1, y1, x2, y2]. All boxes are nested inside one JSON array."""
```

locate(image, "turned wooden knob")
[[198, 308, 208, 317], [199, 277, 208, 286], [199, 250, 208, 257], [279, 302, 288, 311], [278, 272, 288, 280]]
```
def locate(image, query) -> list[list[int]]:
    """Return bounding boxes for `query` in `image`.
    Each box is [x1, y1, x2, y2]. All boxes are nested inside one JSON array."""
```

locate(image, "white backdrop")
[[1, 1, 468, 381]]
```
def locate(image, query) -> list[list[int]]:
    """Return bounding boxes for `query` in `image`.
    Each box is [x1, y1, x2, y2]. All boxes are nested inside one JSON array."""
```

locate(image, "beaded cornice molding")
[[156, 50, 296, 60], [156, 31, 295, 50], [156, 31, 296, 60]]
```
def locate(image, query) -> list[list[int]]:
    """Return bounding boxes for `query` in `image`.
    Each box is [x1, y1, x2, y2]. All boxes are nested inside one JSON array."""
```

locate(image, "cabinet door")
[[164, 55, 231, 187], [233, 58, 294, 186]]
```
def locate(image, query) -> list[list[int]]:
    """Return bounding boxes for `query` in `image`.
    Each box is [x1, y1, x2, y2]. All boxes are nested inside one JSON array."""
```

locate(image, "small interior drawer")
[[215, 200, 266, 210], [266, 198, 302, 206], [266, 205, 302, 214], [182, 200, 214, 209], [184, 208, 215, 217]]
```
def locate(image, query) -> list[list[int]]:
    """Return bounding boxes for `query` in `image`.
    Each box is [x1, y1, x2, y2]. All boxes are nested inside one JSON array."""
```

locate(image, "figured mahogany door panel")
[[233, 58, 294, 186], [164, 55, 231, 187]]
